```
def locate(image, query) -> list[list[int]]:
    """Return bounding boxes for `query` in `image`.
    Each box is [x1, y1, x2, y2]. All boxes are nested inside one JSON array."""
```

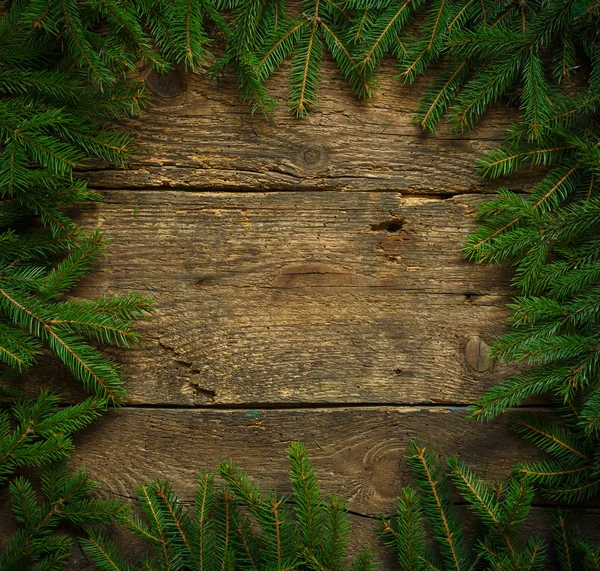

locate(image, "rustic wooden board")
[[74, 191, 510, 295], [6, 47, 576, 571], [21, 190, 520, 406], [4, 406, 579, 570], [69, 407, 547, 515], [5, 408, 549, 539], [81, 60, 540, 194]]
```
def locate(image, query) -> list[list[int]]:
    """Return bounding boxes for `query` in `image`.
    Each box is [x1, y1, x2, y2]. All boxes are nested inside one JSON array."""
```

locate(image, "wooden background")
[[7, 61, 600, 567]]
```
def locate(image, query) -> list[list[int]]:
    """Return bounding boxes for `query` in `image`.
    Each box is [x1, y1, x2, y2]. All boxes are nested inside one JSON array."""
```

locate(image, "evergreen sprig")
[[380, 440, 600, 571], [219, 0, 376, 116], [0, 462, 123, 571], [0, 388, 104, 486], [80, 441, 600, 571], [81, 442, 377, 571]]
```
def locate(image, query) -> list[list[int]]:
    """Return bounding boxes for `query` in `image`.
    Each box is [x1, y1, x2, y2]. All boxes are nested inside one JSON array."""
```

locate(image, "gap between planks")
[[112, 403, 551, 412]]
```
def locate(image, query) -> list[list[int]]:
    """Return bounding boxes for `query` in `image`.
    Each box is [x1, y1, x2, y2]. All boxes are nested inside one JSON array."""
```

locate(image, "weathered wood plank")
[[24, 191, 519, 406], [2, 408, 598, 569], [75, 191, 510, 295], [60, 407, 600, 567], [70, 407, 546, 515], [81, 60, 538, 194]]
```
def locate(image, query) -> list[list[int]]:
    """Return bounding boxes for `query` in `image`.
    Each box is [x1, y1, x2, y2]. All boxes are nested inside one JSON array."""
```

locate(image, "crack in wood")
[[370, 215, 406, 233]]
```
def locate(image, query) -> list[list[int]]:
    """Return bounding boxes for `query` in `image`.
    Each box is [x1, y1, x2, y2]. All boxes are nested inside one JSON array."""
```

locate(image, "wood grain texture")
[[40, 406, 593, 569], [80, 60, 540, 194], [20, 190, 520, 406], [5, 44, 576, 570], [70, 407, 548, 515]]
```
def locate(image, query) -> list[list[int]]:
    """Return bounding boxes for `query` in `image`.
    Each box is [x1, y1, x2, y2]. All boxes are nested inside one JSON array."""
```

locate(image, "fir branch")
[[380, 487, 426, 571], [292, 15, 323, 117], [1, 464, 123, 570], [80, 530, 135, 571], [0, 391, 104, 485], [477, 144, 576, 179], [359, 0, 416, 73], [510, 415, 592, 462], [406, 442, 471, 571], [288, 441, 325, 555], [552, 509, 582, 570]]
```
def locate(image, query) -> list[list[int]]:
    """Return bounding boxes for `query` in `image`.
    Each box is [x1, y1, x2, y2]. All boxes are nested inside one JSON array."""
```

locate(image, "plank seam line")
[[88, 403, 554, 412], [63, 186, 530, 199]]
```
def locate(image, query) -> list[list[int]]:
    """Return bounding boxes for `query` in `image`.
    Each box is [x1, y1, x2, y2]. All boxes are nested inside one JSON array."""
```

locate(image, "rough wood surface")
[[69, 408, 553, 514], [55, 404, 599, 569], [81, 61, 540, 194], [8, 55, 596, 570], [4, 408, 554, 541], [20, 191, 519, 406]]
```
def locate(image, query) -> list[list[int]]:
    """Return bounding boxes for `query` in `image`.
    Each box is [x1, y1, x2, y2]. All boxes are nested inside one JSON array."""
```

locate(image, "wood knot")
[[465, 336, 491, 372], [146, 68, 185, 99], [303, 147, 322, 165]]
